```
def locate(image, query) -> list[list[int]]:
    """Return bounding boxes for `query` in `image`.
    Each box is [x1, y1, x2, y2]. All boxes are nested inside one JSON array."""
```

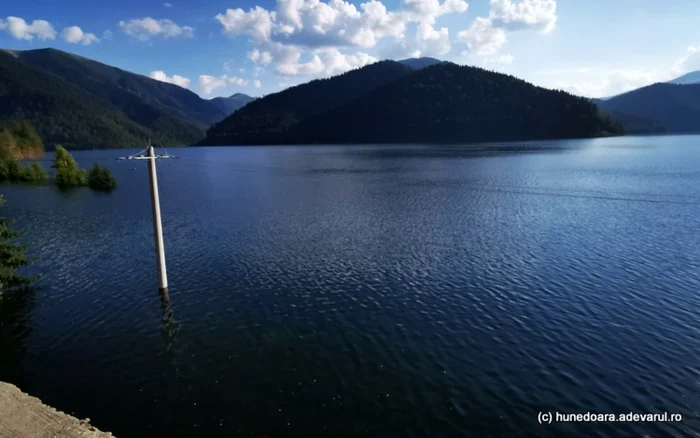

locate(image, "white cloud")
[[248, 48, 273, 65], [102, 30, 114, 40], [552, 69, 659, 98], [149, 70, 191, 88], [199, 75, 228, 95], [215, 0, 468, 78], [163, 2, 173, 7], [457, 18, 506, 56], [275, 47, 377, 76], [215, 6, 275, 42], [457, 0, 556, 58], [254, 79, 262, 88], [62, 26, 99, 45], [416, 23, 451, 56], [489, 0, 557, 33], [539, 45, 700, 98], [119, 17, 194, 40], [198, 74, 249, 95], [670, 45, 700, 77], [0, 16, 56, 40]]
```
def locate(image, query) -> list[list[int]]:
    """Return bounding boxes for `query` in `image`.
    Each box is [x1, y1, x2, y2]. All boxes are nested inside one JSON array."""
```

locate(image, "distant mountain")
[[0, 47, 227, 148], [200, 61, 414, 145], [398, 57, 443, 70], [201, 62, 621, 146], [597, 83, 700, 133], [668, 71, 700, 85], [209, 93, 256, 116]]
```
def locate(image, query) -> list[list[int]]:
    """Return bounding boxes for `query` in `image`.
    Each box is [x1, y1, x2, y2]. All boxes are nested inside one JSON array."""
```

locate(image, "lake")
[[1, 136, 700, 437]]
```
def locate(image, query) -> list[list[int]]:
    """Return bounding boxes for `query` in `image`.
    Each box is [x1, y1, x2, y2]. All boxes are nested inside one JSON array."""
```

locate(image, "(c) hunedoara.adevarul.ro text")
[[538, 412, 683, 424]]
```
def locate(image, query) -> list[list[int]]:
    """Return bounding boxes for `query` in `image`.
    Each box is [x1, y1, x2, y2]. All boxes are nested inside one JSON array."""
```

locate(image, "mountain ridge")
[[200, 61, 622, 146], [596, 82, 700, 133]]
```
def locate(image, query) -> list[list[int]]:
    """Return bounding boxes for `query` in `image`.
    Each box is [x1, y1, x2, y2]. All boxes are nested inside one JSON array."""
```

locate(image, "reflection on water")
[[159, 290, 185, 383], [0, 287, 37, 389]]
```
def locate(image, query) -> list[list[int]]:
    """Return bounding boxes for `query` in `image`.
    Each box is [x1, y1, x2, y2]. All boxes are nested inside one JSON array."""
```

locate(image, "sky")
[[2, 0, 700, 99]]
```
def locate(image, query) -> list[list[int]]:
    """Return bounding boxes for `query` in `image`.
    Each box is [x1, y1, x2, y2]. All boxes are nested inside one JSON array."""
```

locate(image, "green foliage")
[[87, 162, 117, 191], [52, 145, 86, 188], [0, 196, 36, 290], [0, 158, 49, 184], [0, 120, 44, 151], [5, 159, 21, 181], [19, 162, 49, 184]]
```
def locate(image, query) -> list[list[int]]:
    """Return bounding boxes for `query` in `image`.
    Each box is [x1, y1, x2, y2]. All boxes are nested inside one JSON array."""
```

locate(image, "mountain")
[[15, 48, 225, 128], [597, 83, 700, 133], [0, 47, 227, 149], [200, 60, 414, 145], [398, 57, 443, 70], [201, 62, 621, 146], [209, 93, 256, 116], [0, 49, 169, 149], [668, 71, 700, 85]]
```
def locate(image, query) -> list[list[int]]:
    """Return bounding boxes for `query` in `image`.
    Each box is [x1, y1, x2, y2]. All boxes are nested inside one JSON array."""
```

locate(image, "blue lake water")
[[1, 136, 700, 437]]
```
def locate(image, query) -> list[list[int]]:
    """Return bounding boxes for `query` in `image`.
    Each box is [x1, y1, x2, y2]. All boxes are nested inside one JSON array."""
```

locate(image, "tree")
[[87, 163, 117, 191], [0, 196, 35, 290], [19, 162, 49, 184], [52, 145, 86, 188]]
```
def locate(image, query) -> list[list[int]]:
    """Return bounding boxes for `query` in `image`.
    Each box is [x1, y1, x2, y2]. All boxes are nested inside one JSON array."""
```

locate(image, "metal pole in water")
[[147, 145, 168, 293]]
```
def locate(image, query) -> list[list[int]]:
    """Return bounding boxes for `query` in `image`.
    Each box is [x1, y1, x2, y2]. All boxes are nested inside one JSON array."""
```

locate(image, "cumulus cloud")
[[62, 26, 99, 45], [415, 23, 451, 56], [489, 0, 557, 33], [0, 16, 56, 40], [163, 2, 173, 7], [275, 47, 377, 76], [119, 17, 194, 40], [215, 0, 468, 77], [457, 18, 506, 56], [150, 70, 191, 88], [254, 79, 262, 88], [457, 0, 557, 57], [198, 74, 249, 95]]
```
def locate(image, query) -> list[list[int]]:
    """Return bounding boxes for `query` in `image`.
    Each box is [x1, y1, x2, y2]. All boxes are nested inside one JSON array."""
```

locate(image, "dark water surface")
[[2, 137, 700, 437]]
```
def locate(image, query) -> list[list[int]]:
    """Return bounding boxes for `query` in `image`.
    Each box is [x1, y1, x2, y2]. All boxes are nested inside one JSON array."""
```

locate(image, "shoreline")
[[0, 381, 113, 438]]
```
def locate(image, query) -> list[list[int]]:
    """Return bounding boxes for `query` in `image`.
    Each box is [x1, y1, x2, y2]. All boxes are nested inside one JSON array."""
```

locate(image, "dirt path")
[[0, 382, 113, 438]]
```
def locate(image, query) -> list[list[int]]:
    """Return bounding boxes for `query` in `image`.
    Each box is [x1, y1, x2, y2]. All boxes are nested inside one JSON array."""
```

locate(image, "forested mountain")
[[200, 61, 414, 145], [210, 93, 256, 116], [0, 48, 226, 149], [597, 83, 700, 133], [201, 62, 622, 146], [16, 49, 225, 128], [0, 50, 173, 149]]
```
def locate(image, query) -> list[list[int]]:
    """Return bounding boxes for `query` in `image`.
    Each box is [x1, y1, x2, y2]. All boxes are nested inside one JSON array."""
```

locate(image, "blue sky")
[[2, 0, 700, 99]]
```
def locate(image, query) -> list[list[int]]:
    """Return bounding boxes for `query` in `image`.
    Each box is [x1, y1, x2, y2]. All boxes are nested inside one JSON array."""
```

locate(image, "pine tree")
[[0, 196, 35, 290], [52, 145, 86, 188], [87, 162, 117, 191]]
